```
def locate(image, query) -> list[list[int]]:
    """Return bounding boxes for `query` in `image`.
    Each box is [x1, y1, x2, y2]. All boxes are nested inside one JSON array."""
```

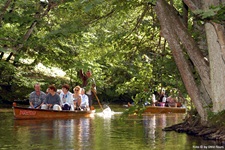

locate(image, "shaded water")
[[0, 106, 220, 150]]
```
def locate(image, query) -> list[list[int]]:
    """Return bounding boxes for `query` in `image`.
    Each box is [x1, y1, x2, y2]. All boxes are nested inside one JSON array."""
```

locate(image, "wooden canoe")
[[144, 106, 186, 113], [12, 106, 95, 120]]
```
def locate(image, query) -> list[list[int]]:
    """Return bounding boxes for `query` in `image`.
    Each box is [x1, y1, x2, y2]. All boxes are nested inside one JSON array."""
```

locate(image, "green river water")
[[0, 105, 222, 150]]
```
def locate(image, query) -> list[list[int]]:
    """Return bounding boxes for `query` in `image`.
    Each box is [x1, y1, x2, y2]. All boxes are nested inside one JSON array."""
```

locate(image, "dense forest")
[[1, 0, 225, 130], [0, 0, 184, 105]]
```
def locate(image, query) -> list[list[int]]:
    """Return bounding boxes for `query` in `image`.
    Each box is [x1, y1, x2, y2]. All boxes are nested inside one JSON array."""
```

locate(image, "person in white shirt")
[[80, 88, 89, 110], [59, 84, 74, 111]]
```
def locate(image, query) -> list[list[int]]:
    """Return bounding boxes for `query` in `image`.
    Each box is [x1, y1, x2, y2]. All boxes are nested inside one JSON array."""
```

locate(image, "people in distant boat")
[[73, 85, 82, 110], [166, 96, 183, 107], [153, 89, 166, 107], [41, 85, 61, 110], [59, 84, 74, 111], [79, 70, 96, 108], [159, 89, 167, 103], [150, 91, 158, 106], [29, 83, 46, 109], [153, 88, 183, 107], [152, 93, 156, 106], [166, 96, 176, 107], [80, 88, 89, 110]]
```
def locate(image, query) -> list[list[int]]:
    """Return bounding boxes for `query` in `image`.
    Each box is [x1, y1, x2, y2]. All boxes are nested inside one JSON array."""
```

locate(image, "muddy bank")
[[163, 116, 225, 146]]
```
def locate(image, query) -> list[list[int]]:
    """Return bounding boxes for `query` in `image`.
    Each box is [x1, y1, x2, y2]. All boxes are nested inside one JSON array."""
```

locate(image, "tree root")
[[163, 117, 225, 145]]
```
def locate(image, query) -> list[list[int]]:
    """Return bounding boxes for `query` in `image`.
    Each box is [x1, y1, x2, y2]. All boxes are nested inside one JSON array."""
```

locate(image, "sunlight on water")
[[0, 107, 220, 150]]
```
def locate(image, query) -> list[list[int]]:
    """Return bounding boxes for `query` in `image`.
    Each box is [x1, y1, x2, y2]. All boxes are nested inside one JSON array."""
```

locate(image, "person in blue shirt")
[[41, 85, 61, 110], [29, 83, 46, 109], [80, 88, 89, 110]]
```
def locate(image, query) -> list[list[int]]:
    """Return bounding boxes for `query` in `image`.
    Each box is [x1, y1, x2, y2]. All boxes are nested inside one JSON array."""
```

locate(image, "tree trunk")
[[212, 23, 225, 62], [182, 1, 188, 28], [183, 0, 225, 112], [164, 2, 211, 102], [205, 22, 225, 112], [154, 0, 208, 120], [202, 0, 225, 112]]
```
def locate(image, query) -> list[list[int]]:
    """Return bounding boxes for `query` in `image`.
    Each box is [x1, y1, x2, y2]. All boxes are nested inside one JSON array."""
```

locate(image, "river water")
[[0, 106, 221, 150]]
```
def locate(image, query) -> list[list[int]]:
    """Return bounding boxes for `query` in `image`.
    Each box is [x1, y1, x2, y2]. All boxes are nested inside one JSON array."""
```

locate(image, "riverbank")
[[0, 108, 12, 113], [163, 116, 225, 146]]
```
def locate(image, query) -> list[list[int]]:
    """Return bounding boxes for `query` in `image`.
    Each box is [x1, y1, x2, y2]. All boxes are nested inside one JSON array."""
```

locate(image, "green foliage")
[[208, 110, 225, 127], [0, 0, 186, 104], [120, 104, 146, 120], [132, 91, 151, 105], [194, 5, 225, 22]]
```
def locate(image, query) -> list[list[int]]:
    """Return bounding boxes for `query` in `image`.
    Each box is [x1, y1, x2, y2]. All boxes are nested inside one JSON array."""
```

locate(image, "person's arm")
[[77, 95, 81, 107], [29, 102, 34, 108], [46, 96, 53, 108], [91, 83, 96, 93], [86, 95, 89, 107], [36, 92, 46, 109], [68, 93, 73, 105], [78, 69, 84, 78], [45, 95, 51, 108], [59, 93, 63, 107], [56, 94, 61, 107], [29, 93, 35, 108], [79, 70, 88, 87]]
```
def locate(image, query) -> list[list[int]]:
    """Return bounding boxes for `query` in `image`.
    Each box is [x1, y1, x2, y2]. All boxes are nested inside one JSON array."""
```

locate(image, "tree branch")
[[123, 3, 150, 40], [182, 0, 199, 12], [88, 9, 116, 25], [0, 0, 12, 25], [6, 1, 62, 63]]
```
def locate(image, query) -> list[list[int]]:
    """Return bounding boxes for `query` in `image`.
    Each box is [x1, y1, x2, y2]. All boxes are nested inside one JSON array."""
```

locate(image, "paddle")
[[92, 90, 104, 111]]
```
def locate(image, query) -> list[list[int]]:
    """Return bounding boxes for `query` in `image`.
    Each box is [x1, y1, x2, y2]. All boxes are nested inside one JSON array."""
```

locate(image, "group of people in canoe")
[[152, 88, 182, 107], [29, 70, 96, 111], [29, 83, 96, 111]]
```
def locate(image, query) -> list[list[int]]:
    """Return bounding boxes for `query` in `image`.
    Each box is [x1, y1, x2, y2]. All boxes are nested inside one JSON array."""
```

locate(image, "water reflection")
[[142, 113, 185, 149], [78, 117, 92, 149], [13, 117, 94, 149], [0, 110, 219, 150], [143, 115, 156, 142]]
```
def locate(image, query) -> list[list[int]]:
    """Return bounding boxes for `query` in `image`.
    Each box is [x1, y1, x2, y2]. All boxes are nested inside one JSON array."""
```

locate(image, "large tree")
[[154, 0, 225, 121]]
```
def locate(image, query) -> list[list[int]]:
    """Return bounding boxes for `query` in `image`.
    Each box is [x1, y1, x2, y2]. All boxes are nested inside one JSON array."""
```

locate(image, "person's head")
[[81, 88, 85, 95], [48, 85, 57, 93], [34, 83, 41, 92], [86, 70, 92, 78], [73, 86, 81, 94], [161, 88, 165, 95], [92, 83, 96, 88], [62, 84, 70, 93]]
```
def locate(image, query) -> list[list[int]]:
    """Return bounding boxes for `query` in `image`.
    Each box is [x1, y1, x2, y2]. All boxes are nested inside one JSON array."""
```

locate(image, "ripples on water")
[[0, 107, 219, 150]]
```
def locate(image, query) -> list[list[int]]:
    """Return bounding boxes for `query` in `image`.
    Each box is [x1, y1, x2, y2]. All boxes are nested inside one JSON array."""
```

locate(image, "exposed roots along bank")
[[163, 116, 225, 145]]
